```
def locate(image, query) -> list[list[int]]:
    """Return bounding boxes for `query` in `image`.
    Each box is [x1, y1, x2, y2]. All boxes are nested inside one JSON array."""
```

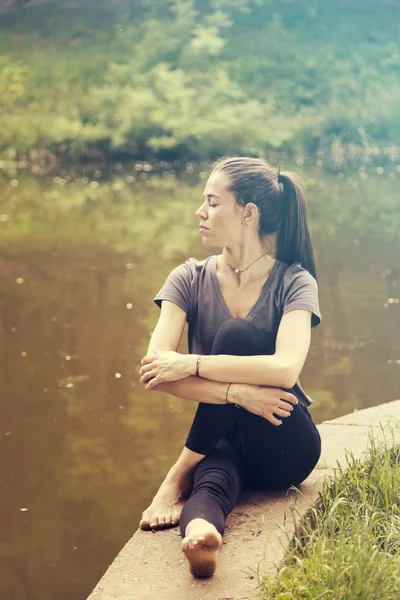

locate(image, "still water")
[[0, 160, 399, 599]]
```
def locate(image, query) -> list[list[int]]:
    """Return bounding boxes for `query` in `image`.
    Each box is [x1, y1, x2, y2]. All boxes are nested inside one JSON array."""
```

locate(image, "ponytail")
[[211, 157, 317, 280], [276, 172, 317, 281]]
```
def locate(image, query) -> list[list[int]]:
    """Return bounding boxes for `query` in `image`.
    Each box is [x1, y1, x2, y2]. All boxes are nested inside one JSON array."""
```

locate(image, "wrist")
[[185, 354, 198, 377], [227, 383, 241, 407]]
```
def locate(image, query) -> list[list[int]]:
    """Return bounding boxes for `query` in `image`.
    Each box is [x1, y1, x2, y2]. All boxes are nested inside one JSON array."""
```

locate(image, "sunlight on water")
[[0, 161, 399, 599]]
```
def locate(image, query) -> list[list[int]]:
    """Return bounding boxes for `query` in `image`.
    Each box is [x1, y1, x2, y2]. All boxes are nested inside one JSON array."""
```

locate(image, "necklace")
[[223, 251, 271, 274]]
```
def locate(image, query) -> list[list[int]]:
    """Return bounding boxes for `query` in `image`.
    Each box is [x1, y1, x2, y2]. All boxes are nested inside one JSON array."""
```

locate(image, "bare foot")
[[181, 518, 222, 578], [139, 475, 192, 531]]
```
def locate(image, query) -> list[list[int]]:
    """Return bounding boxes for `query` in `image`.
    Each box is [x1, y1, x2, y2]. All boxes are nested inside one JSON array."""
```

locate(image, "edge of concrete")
[[88, 399, 400, 600]]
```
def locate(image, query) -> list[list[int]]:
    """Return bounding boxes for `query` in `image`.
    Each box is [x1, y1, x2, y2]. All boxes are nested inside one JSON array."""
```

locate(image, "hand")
[[231, 384, 299, 426], [139, 349, 195, 390]]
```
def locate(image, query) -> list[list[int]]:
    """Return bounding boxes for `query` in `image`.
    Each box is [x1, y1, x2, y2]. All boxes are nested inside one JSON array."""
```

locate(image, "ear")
[[242, 202, 258, 222]]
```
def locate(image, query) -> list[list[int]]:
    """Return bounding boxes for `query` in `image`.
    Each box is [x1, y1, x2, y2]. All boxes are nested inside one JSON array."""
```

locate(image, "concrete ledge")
[[88, 399, 400, 600]]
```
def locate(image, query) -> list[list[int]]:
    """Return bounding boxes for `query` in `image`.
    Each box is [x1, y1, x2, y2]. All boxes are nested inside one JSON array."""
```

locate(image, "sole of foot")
[[181, 527, 222, 578]]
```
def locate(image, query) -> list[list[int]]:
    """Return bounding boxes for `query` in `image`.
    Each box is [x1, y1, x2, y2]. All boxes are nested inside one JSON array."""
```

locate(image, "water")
[[0, 162, 399, 599]]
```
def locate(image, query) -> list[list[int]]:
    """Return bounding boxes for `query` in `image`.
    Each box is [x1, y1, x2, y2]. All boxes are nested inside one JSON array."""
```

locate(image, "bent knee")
[[213, 318, 260, 348]]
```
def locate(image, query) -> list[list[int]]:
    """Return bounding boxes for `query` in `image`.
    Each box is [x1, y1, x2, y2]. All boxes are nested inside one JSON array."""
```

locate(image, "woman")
[[138, 156, 322, 578]]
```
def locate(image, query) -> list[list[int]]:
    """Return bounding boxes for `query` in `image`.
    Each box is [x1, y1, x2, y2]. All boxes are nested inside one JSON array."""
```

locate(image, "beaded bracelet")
[[195, 355, 201, 377]]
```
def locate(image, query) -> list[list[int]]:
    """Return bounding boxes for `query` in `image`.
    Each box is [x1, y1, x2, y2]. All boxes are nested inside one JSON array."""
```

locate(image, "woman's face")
[[195, 170, 244, 247]]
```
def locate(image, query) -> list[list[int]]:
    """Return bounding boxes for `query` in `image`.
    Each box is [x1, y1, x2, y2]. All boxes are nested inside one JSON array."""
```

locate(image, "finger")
[[266, 413, 283, 426], [281, 392, 299, 405], [140, 368, 157, 382], [139, 364, 152, 376], [141, 355, 156, 365], [142, 368, 160, 382], [278, 401, 295, 412], [145, 376, 161, 390], [274, 408, 292, 418]]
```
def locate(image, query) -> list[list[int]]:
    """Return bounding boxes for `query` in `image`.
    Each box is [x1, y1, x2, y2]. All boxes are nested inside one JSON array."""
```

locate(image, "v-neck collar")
[[211, 254, 280, 320]]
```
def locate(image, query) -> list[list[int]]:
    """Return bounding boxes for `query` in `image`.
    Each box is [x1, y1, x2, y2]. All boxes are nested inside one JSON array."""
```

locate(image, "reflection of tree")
[[0, 170, 399, 599], [306, 238, 400, 424], [0, 172, 202, 598], [1, 556, 39, 600]]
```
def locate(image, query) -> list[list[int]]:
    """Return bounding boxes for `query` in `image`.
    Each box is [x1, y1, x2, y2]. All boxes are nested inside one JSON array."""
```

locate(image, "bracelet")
[[195, 355, 201, 377], [226, 383, 241, 409], [225, 383, 232, 403]]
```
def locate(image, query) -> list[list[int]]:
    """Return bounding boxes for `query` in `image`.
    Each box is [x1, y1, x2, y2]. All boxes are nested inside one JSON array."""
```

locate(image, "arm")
[[155, 376, 229, 405], [144, 300, 229, 404], [188, 309, 312, 389], [141, 300, 300, 422]]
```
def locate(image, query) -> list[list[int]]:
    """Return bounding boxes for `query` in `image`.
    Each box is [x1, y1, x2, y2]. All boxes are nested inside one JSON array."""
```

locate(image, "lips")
[[199, 225, 209, 231]]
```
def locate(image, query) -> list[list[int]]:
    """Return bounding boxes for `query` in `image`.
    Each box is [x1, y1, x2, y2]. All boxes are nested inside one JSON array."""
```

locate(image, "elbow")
[[282, 371, 298, 389], [276, 359, 298, 389]]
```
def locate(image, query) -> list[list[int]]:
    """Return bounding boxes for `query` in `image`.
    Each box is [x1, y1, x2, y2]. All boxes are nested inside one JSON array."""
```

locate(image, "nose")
[[195, 200, 208, 220]]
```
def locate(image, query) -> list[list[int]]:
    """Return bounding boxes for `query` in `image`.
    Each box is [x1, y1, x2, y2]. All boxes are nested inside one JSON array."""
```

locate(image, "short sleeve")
[[153, 262, 194, 320], [282, 263, 322, 328]]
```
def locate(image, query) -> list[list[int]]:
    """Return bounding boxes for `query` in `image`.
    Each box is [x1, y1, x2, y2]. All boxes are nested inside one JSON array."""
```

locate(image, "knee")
[[212, 319, 259, 353], [193, 468, 239, 503]]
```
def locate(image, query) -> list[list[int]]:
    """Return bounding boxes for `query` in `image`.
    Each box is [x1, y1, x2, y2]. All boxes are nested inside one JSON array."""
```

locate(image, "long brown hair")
[[211, 156, 317, 280]]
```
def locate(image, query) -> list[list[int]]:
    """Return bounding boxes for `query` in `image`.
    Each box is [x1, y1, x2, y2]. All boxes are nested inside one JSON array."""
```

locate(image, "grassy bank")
[[259, 433, 400, 599]]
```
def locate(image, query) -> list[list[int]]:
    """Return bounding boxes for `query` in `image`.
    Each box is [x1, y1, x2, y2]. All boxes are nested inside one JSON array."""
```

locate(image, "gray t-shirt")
[[154, 255, 321, 406]]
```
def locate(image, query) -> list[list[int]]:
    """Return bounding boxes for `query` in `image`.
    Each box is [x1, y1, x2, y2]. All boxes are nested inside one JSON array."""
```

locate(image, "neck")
[[219, 243, 274, 284]]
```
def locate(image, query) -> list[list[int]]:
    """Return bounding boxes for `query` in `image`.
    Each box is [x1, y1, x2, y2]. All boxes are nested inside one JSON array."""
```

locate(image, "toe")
[[139, 512, 151, 530], [181, 537, 189, 552], [150, 518, 159, 529], [158, 516, 166, 528], [164, 514, 173, 527]]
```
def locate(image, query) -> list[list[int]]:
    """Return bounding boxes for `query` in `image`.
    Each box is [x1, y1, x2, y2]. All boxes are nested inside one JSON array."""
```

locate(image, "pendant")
[[235, 269, 239, 273]]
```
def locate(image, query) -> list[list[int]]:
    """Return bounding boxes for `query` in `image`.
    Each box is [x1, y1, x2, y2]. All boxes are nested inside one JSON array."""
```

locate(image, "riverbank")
[[260, 434, 400, 598], [87, 399, 400, 600], [1, 144, 400, 178]]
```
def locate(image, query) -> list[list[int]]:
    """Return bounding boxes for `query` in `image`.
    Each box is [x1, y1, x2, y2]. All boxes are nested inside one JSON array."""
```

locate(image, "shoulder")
[[173, 256, 214, 278], [278, 261, 321, 327], [280, 261, 318, 289], [155, 257, 212, 313]]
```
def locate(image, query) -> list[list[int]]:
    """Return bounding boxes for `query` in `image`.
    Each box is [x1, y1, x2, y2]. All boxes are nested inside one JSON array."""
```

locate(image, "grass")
[[259, 431, 400, 599]]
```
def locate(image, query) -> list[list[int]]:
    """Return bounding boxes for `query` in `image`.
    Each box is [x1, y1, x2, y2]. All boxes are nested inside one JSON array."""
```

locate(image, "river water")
[[0, 160, 399, 599]]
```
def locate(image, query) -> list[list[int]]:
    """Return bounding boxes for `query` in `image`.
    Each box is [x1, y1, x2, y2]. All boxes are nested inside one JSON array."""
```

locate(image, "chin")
[[202, 238, 219, 248]]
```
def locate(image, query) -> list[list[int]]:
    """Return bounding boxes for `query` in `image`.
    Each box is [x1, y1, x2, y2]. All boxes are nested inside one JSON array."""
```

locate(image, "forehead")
[[203, 171, 232, 198]]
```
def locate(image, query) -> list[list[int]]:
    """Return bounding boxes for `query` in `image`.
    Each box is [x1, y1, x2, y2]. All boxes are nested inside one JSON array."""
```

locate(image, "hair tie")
[[277, 167, 283, 185]]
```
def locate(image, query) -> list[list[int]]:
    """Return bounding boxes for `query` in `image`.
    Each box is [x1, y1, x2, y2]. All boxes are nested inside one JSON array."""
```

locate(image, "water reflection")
[[0, 166, 399, 599]]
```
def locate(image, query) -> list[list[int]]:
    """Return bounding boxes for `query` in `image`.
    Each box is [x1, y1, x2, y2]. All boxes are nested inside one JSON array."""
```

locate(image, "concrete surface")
[[87, 399, 400, 600]]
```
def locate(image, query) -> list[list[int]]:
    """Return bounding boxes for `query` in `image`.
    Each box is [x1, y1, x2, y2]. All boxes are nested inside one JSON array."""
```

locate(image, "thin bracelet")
[[226, 383, 241, 409], [225, 382, 232, 403], [195, 355, 201, 377]]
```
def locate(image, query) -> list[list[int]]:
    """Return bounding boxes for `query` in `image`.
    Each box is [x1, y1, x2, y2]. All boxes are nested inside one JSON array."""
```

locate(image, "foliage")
[[0, 0, 400, 159], [259, 435, 400, 599]]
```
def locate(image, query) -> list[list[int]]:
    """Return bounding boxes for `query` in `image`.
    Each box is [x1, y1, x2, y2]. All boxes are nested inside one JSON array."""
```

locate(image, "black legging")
[[179, 318, 321, 537]]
